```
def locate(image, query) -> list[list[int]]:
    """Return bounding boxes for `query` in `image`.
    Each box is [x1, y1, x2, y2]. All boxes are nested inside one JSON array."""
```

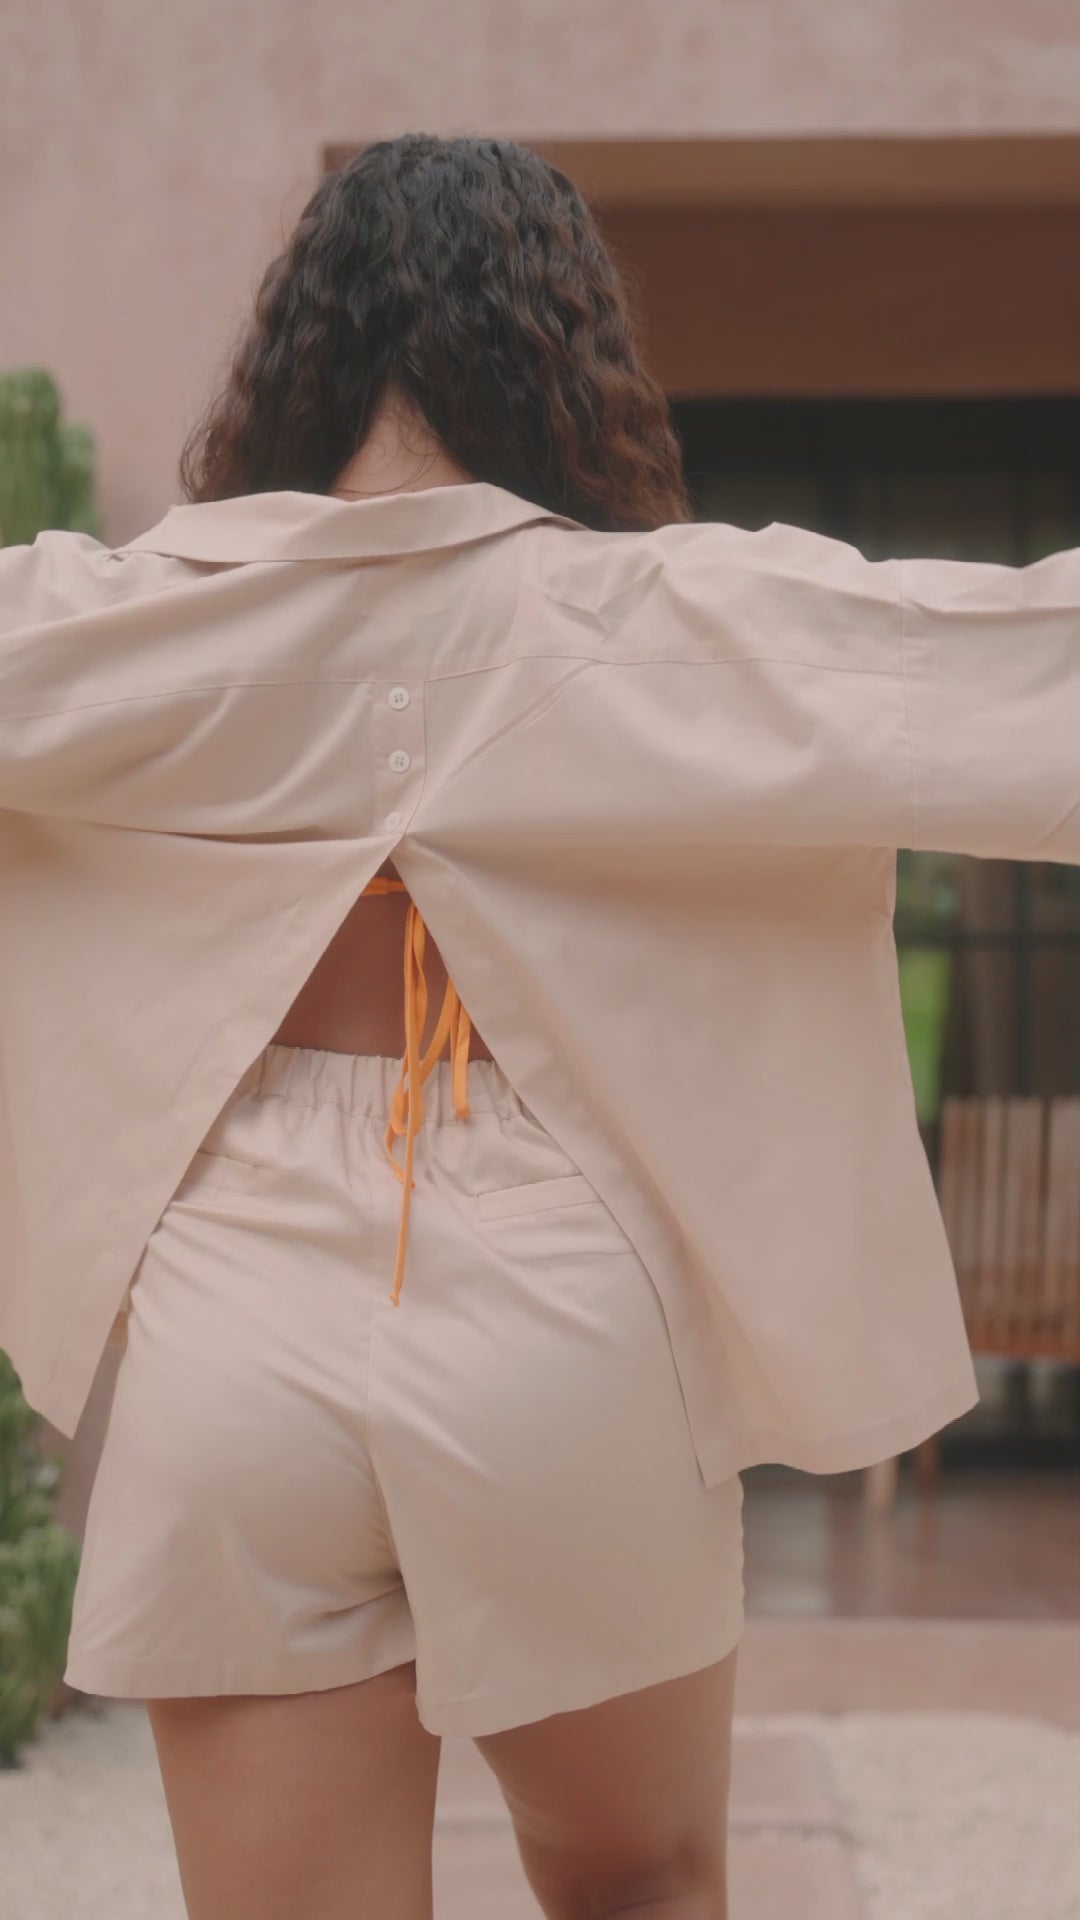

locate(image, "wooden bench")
[[863, 1096, 1080, 1510]]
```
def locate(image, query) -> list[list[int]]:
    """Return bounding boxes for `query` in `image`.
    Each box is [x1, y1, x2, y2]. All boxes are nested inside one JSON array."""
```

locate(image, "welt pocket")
[[173, 1148, 266, 1197], [475, 1172, 600, 1222]]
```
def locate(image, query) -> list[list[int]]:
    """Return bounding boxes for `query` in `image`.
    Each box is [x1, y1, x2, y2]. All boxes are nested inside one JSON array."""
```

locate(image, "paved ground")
[[3, 1619, 1078, 1919], [441, 1708, 1080, 1920], [3, 1702, 867, 1920]]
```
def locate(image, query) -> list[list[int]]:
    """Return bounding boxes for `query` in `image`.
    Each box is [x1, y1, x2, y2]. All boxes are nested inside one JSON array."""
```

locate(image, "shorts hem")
[[414, 1614, 745, 1738], [62, 1637, 417, 1702]]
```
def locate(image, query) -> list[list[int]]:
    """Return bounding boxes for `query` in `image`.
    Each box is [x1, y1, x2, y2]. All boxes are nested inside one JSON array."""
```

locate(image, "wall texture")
[[4, 2, 1080, 538], [10, 1, 1080, 1551]]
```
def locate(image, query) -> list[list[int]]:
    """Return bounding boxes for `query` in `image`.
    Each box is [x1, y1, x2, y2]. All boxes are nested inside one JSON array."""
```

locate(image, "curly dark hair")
[[179, 134, 692, 532]]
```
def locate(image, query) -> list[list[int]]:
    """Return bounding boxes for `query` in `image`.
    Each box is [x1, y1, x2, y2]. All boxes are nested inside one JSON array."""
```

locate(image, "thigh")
[[475, 1649, 738, 1919], [147, 1661, 441, 1920]]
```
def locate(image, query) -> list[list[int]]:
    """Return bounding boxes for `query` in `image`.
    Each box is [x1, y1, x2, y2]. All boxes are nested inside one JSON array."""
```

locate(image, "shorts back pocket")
[[476, 1172, 598, 1222]]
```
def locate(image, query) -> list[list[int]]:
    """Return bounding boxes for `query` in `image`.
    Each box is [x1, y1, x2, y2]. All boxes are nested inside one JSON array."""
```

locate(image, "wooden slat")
[[998, 1100, 1023, 1344], [1044, 1099, 1080, 1351], [978, 1096, 1005, 1328], [937, 1095, 1080, 1362], [939, 1098, 974, 1314], [1017, 1100, 1044, 1346], [937, 1097, 961, 1242]]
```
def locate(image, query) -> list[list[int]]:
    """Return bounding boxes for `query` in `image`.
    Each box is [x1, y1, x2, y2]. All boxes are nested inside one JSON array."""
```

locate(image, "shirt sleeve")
[[899, 547, 1080, 862], [0, 529, 188, 820], [0, 529, 326, 833], [600, 517, 1080, 864]]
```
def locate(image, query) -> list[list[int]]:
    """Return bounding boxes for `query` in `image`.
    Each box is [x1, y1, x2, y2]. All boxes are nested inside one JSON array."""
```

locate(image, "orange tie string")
[[361, 876, 472, 1305]]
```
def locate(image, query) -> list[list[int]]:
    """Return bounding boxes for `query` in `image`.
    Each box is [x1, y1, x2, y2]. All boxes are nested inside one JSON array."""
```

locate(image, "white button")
[[384, 811, 403, 832], [388, 749, 411, 773], [388, 686, 410, 709]]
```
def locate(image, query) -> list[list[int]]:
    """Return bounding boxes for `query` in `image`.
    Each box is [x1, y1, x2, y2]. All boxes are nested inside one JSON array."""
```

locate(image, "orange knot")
[[362, 876, 472, 1304]]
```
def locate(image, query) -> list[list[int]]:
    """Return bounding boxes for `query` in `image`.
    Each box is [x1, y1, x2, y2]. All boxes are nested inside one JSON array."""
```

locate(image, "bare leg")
[[475, 1647, 738, 1919], [146, 1661, 440, 1920]]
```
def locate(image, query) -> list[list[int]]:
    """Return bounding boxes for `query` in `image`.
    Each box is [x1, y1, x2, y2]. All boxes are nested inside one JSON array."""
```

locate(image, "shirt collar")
[[120, 480, 587, 563]]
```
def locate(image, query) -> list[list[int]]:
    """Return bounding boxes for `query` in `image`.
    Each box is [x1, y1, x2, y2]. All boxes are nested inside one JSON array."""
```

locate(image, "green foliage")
[[0, 368, 93, 1761], [0, 1351, 81, 1768], [895, 851, 959, 1128], [0, 367, 102, 546], [898, 949, 953, 1127]]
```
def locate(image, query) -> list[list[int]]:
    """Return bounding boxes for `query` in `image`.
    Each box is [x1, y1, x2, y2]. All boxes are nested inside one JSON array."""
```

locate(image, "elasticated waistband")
[[234, 1040, 532, 1129]]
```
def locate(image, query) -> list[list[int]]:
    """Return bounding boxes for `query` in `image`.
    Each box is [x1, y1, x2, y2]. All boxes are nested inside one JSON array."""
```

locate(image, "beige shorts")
[[64, 1043, 744, 1737]]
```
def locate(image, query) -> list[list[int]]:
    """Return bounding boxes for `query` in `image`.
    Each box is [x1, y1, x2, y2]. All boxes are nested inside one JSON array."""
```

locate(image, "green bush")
[[0, 1353, 81, 1768], [898, 948, 954, 1127], [0, 367, 101, 546], [0, 366, 97, 1765]]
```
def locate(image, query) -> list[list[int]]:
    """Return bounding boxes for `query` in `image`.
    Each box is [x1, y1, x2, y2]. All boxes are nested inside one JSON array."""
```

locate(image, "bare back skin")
[[270, 856, 496, 1063], [146, 391, 737, 1920]]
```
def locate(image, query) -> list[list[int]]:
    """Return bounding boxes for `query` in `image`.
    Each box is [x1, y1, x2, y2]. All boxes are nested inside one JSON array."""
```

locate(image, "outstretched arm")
[[0, 529, 205, 819], [899, 547, 1079, 862], [587, 517, 1080, 864], [0, 529, 345, 833]]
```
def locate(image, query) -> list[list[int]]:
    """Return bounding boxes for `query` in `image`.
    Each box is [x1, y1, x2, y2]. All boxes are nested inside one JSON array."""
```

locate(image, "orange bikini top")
[[362, 875, 472, 1306]]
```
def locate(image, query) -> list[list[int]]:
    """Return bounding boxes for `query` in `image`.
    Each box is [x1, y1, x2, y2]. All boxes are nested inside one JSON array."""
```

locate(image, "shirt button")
[[388, 686, 410, 709], [388, 749, 412, 773], [384, 810, 403, 832]]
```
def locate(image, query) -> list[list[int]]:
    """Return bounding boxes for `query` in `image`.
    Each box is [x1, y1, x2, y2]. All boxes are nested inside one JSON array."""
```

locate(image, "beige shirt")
[[2, 481, 1077, 1482]]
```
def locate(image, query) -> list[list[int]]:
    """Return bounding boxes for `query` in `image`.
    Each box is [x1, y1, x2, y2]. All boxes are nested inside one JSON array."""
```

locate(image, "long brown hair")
[[179, 134, 692, 532]]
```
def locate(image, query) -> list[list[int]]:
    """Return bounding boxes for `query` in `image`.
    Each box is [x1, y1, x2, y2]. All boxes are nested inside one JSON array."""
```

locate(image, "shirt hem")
[[693, 1360, 981, 1485]]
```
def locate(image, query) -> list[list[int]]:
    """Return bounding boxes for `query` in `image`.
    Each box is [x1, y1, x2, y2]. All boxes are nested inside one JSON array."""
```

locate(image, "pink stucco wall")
[[3, 2, 1080, 539]]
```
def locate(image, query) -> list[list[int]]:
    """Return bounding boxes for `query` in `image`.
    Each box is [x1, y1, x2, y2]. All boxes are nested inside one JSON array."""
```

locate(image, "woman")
[[2, 134, 1077, 1919]]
